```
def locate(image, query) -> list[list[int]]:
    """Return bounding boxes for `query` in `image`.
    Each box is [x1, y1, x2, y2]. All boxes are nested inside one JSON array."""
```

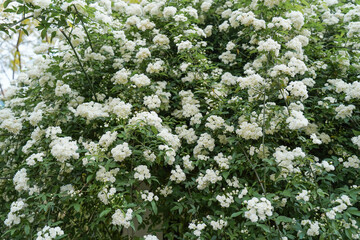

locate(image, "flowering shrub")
[[1, 0, 360, 239]]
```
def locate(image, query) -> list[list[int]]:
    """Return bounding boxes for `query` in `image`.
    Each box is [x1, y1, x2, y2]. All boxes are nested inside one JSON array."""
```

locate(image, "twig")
[[241, 147, 266, 194], [1, 15, 34, 31], [59, 29, 96, 100], [12, 30, 23, 81], [261, 88, 267, 193], [0, 82, 5, 97], [73, 5, 94, 52]]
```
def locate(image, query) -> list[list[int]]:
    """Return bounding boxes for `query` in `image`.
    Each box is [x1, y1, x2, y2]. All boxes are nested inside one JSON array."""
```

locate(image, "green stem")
[[1, 14, 34, 31], [59, 29, 96, 100], [240, 146, 266, 194], [73, 5, 95, 52]]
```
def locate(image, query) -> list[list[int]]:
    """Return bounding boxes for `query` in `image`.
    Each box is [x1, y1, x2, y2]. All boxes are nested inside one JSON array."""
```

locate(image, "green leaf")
[[230, 211, 242, 218], [275, 216, 293, 225], [257, 223, 271, 233], [99, 208, 112, 218], [86, 174, 93, 183], [73, 203, 81, 212], [347, 207, 360, 217], [151, 201, 158, 215], [222, 171, 230, 179], [4, 0, 12, 8], [22, 28, 29, 36], [151, 125, 158, 134], [317, 188, 326, 197], [51, 31, 57, 41], [41, 29, 47, 39], [24, 225, 30, 235], [345, 228, 353, 239], [281, 189, 292, 197], [136, 214, 143, 224]]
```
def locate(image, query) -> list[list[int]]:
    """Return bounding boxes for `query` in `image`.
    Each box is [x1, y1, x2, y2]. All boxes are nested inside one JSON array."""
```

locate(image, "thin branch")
[[73, 5, 94, 52], [59, 29, 96, 100], [261, 88, 267, 193], [1, 15, 34, 31], [241, 147, 266, 194], [0, 83, 5, 97]]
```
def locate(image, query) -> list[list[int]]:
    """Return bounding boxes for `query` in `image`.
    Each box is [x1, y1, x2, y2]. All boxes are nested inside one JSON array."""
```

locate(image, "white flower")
[[146, 60, 164, 73], [0, 117, 22, 135], [13, 168, 29, 192], [141, 190, 158, 202], [106, 98, 132, 119], [130, 74, 151, 87], [50, 137, 79, 163], [153, 34, 170, 46], [163, 6, 177, 18], [55, 80, 71, 97], [286, 110, 308, 130], [26, 153, 44, 166], [4, 199, 27, 227], [182, 155, 194, 171], [177, 40, 193, 52], [296, 190, 310, 202], [335, 104, 355, 119], [111, 143, 132, 162], [96, 166, 119, 183], [201, 1, 212, 12], [175, 125, 198, 144], [205, 115, 225, 130], [351, 136, 360, 150], [236, 121, 263, 140], [210, 219, 227, 230], [193, 133, 215, 156], [244, 197, 273, 222], [273, 146, 305, 176], [111, 209, 133, 228], [286, 81, 308, 100], [144, 235, 159, 240], [28, 109, 43, 126], [112, 69, 130, 84], [214, 153, 232, 169], [134, 165, 151, 181], [170, 165, 186, 183], [196, 169, 222, 190], [286, 11, 305, 30], [219, 51, 236, 64], [144, 150, 156, 162], [343, 155, 360, 168], [216, 194, 234, 208], [135, 48, 151, 62], [33, 0, 51, 9], [99, 131, 118, 149], [137, 19, 155, 31], [257, 38, 281, 56], [310, 133, 322, 145], [263, 0, 285, 8], [75, 102, 109, 121], [189, 222, 206, 237], [326, 210, 336, 220], [306, 221, 320, 236], [219, 21, 230, 31], [144, 95, 161, 109], [36, 226, 64, 240]]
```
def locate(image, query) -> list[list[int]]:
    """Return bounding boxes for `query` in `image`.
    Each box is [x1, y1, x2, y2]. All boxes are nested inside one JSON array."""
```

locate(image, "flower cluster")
[[1, 0, 360, 238], [36, 226, 64, 240], [244, 197, 273, 222], [111, 209, 133, 228]]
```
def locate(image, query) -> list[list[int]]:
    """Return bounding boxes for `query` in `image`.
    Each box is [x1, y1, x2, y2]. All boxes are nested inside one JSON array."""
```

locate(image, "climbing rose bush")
[[1, 0, 360, 239]]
